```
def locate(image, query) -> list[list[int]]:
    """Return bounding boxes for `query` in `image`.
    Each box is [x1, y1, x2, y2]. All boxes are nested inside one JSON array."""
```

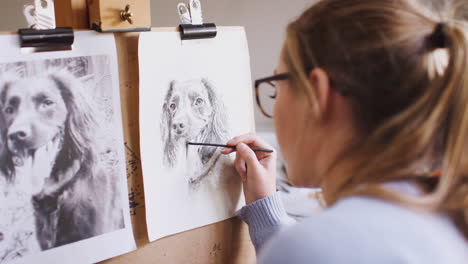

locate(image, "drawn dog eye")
[[194, 98, 204, 106], [4, 106, 14, 114], [42, 99, 55, 107], [170, 103, 177, 111]]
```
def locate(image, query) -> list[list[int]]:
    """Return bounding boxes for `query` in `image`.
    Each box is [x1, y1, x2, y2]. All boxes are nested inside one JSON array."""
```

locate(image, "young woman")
[[222, 0, 468, 262]]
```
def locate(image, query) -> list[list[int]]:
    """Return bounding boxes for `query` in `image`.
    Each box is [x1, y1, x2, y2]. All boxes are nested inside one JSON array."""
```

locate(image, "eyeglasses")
[[255, 73, 290, 118]]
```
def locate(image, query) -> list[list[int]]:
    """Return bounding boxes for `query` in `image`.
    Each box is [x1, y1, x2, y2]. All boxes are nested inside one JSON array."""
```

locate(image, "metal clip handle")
[[177, 3, 192, 24], [189, 0, 203, 25], [23, 0, 56, 29]]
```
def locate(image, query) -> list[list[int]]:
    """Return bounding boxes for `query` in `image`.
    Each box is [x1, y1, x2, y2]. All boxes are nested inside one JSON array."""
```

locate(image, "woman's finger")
[[234, 152, 247, 181], [221, 147, 235, 155], [226, 134, 274, 151], [236, 143, 262, 171], [227, 133, 269, 148]]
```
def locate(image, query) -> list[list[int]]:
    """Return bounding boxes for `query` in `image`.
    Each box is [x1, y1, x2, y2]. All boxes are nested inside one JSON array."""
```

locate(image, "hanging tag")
[[34, 0, 56, 29], [189, 0, 203, 25], [177, 3, 192, 24]]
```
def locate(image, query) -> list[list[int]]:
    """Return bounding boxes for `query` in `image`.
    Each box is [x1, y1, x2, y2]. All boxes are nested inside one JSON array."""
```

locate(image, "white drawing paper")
[[0, 31, 135, 264], [139, 28, 255, 241]]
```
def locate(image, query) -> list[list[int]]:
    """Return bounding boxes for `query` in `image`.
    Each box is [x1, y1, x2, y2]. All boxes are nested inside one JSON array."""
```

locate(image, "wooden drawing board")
[[99, 29, 255, 264]]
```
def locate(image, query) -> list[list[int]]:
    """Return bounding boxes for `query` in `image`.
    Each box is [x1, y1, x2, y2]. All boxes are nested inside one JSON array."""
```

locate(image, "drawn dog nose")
[[9, 130, 30, 142], [172, 122, 186, 134]]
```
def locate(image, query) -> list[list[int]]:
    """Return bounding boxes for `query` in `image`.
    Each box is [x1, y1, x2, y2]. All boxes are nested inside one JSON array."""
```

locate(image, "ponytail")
[[436, 22, 468, 237]]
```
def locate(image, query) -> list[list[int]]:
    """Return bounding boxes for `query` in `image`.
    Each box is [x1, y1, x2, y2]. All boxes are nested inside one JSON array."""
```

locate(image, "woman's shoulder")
[[258, 196, 468, 264]]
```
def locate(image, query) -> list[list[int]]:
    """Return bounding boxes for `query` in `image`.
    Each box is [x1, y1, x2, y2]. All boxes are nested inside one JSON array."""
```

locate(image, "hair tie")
[[429, 23, 448, 49]]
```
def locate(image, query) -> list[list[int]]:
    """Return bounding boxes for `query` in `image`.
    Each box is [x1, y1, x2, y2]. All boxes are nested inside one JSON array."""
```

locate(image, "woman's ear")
[[308, 68, 331, 119]]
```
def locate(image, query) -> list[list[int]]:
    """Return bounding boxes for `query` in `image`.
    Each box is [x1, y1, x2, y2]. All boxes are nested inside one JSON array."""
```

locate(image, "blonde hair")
[[284, 0, 468, 237]]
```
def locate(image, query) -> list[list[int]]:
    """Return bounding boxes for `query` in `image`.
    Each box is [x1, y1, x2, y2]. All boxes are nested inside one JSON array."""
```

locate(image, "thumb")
[[237, 143, 260, 169]]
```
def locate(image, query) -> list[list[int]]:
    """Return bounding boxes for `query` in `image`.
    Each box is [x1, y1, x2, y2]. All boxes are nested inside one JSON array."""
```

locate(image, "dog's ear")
[[197, 79, 229, 163], [161, 81, 176, 144], [161, 81, 177, 167], [49, 71, 99, 165], [201, 78, 229, 142], [0, 79, 15, 181]]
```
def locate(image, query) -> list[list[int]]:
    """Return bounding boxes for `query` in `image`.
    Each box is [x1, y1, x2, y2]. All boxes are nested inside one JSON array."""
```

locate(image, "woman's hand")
[[222, 133, 277, 204]]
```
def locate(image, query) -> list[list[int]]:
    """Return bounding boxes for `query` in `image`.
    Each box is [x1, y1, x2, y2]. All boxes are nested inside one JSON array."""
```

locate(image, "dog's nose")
[[172, 122, 186, 134], [9, 130, 29, 142]]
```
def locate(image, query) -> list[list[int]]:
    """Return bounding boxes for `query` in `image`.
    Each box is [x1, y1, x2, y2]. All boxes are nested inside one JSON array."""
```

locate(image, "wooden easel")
[[55, 1, 256, 263]]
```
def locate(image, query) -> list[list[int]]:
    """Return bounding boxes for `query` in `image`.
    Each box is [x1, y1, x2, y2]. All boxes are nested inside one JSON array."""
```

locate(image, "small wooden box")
[[87, 0, 151, 32]]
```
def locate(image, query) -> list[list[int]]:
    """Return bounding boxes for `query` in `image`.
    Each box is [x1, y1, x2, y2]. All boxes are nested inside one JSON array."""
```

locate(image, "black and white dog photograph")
[[160, 78, 230, 187], [0, 56, 125, 263]]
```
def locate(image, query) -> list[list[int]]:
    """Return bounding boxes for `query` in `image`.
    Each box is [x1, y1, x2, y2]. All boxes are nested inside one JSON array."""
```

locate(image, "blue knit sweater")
[[238, 191, 468, 263]]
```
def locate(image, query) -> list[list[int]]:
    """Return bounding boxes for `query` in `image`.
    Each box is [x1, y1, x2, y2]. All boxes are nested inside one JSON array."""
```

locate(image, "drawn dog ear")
[[196, 78, 229, 164], [201, 78, 229, 142], [161, 81, 176, 144], [49, 71, 99, 166], [161, 81, 178, 167]]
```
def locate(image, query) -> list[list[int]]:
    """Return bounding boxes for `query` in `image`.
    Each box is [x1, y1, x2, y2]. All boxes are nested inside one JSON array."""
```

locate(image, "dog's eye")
[[4, 106, 14, 114], [43, 99, 54, 106], [195, 98, 204, 106], [170, 103, 176, 110]]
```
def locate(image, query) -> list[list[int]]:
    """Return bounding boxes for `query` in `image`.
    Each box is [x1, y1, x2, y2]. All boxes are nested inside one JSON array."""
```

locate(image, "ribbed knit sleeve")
[[238, 192, 295, 252]]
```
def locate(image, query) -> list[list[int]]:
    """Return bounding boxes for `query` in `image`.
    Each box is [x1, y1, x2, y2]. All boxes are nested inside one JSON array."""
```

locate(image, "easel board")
[[100, 28, 256, 263]]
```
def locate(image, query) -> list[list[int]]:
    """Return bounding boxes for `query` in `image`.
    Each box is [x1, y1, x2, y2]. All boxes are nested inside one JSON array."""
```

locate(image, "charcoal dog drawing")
[[0, 56, 125, 262], [160, 78, 229, 186]]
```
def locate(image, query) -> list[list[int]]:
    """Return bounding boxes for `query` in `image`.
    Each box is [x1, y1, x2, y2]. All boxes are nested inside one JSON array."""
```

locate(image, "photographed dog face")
[[161, 78, 229, 185], [0, 60, 124, 253], [0, 71, 99, 181], [1, 77, 67, 166]]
